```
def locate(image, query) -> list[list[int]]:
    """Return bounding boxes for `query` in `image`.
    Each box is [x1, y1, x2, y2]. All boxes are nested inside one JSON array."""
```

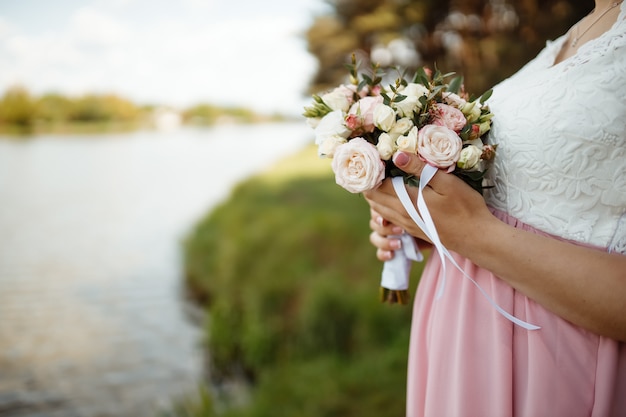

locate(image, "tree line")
[[0, 86, 142, 128], [0, 85, 280, 132]]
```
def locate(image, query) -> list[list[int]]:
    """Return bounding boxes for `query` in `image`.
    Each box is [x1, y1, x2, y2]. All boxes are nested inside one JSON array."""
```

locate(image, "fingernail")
[[393, 152, 409, 167], [390, 239, 402, 250], [392, 226, 404, 234], [377, 216, 384, 226]]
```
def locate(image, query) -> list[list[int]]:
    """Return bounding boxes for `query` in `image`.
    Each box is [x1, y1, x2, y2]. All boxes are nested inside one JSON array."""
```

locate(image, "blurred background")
[[0, 1, 589, 416]]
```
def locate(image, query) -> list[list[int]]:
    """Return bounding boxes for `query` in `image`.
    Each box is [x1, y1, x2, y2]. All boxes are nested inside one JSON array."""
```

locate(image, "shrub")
[[182, 145, 425, 416]]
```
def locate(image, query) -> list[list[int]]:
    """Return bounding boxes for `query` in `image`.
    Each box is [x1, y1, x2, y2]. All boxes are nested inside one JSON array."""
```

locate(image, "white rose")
[[314, 110, 351, 145], [456, 145, 483, 170], [442, 92, 467, 109], [417, 124, 463, 172], [318, 135, 347, 158], [390, 117, 414, 135], [396, 126, 418, 153], [393, 83, 429, 117], [332, 137, 386, 193], [322, 85, 353, 112], [393, 96, 418, 118], [373, 103, 396, 132], [376, 132, 396, 160], [306, 117, 321, 129], [403, 82, 430, 98]]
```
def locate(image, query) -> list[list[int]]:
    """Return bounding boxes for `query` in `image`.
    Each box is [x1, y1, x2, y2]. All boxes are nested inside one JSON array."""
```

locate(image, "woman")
[[364, 1, 626, 416]]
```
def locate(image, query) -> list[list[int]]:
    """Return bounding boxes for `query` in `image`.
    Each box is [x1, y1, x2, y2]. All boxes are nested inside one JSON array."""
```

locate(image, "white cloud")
[[70, 7, 131, 47], [0, 0, 323, 114]]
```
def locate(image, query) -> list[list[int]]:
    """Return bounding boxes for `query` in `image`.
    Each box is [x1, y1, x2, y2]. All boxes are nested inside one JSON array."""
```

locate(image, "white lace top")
[[485, 3, 626, 254]]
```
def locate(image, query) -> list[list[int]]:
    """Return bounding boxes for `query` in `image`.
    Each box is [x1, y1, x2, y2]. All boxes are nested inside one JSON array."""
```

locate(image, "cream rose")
[[332, 137, 386, 193], [403, 83, 430, 99], [318, 135, 348, 158], [314, 110, 351, 146], [457, 145, 483, 170], [322, 85, 354, 112], [373, 103, 396, 132], [376, 132, 396, 160], [390, 117, 414, 135], [396, 126, 418, 153], [442, 92, 467, 109], [393, 83, 429, 117], [417, 124, 463, 172]]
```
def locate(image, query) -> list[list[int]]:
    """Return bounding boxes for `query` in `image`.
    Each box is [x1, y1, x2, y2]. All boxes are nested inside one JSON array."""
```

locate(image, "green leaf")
[[393, 94, 407, 103], [448, 76, 464, 94], [414, 67, 430, 86], [479, 88, 493, 103]]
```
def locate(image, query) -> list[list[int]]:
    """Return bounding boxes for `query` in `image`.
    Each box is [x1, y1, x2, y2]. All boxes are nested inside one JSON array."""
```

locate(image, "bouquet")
[[303, 54, 495, 305]]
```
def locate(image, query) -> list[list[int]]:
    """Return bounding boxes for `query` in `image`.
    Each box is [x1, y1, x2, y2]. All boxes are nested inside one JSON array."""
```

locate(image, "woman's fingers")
[[369, 214, 404, 236], [391, 151, 456, 195], [369, 231, 401, 261], [392, 151, 424, 176]]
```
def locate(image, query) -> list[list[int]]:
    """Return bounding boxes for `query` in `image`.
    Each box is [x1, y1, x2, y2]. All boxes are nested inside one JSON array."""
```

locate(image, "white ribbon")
[[389, 165, 540, 331], [381, 232, 423, 291]]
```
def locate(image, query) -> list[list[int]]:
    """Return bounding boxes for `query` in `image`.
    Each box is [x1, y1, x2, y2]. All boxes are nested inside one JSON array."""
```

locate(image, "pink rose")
[[332, 137, 386, 193], [431, 103, 467, 133], [345, 113, 361, 131], [417, 124, 463, 172], [347, 96, 384, 134]]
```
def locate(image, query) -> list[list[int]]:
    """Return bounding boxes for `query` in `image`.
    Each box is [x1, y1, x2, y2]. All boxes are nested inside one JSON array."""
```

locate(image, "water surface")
[[0, 123, 311, 416]]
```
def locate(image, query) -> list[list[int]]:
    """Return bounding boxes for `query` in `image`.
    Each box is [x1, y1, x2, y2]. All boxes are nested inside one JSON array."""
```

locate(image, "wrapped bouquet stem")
[[379, 232, 423, 304]]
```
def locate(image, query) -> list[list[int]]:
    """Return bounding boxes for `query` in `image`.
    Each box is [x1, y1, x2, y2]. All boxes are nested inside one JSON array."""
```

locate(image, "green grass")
[[179, 145, 426, 416]]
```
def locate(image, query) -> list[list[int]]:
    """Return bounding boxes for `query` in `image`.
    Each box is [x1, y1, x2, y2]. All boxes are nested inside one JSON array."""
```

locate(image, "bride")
[[364, 1, 626, 415]]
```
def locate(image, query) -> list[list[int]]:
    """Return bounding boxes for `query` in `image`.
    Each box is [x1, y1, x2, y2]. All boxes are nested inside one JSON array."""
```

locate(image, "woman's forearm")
[[460, 216, 626, 341]]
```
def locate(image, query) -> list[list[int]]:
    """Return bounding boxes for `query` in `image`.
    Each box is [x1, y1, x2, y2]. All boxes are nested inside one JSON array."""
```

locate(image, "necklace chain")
[[571, 1, 623, 47]]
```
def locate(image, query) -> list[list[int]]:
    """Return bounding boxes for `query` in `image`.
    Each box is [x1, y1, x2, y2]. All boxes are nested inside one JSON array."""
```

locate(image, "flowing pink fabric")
[[406, 208, 626, 417]]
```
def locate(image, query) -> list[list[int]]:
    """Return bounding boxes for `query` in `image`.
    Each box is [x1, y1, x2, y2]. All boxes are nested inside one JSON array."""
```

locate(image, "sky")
[[0, 0, 329, 115]]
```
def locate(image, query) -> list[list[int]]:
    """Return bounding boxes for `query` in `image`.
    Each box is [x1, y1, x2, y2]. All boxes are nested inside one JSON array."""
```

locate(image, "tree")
[[305, 0, 590, 95], [0, 85, 36, 127]]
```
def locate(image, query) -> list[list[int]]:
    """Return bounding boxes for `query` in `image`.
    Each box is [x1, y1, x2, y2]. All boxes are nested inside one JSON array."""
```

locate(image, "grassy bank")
[[177, 145, 427, 416]]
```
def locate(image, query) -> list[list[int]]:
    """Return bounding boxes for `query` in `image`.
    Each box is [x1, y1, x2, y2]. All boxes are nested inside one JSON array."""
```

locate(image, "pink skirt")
[[407, 208, 626, 417]]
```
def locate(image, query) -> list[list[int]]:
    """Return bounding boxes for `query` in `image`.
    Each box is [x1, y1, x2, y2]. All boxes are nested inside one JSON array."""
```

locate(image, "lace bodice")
[[485, 3, 626, 253]]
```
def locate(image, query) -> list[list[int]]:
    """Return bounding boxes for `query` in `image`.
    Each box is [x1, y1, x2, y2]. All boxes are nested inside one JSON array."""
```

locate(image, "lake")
[[0, 122, 312, 417]]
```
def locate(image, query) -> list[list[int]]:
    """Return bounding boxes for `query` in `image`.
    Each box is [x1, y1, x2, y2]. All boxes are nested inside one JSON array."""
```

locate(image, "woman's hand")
[[368, 208, 403, 262], [369, 207, 433, 262], [363, 151, 497, 256], [365, 151, 626, 341]]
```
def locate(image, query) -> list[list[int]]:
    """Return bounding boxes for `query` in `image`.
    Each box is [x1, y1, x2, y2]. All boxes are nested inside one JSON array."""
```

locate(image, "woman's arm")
[[364, 151, 626, 341]]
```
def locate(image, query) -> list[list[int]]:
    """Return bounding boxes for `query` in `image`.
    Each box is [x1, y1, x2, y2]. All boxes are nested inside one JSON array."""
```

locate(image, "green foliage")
[[0, 87, 283, 135], [160, 385, 217, 417], [182, 145, 425, 416], [0, 86, 143, 133], [0, 86, 36, 126], [35, 93, 73, 123]]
